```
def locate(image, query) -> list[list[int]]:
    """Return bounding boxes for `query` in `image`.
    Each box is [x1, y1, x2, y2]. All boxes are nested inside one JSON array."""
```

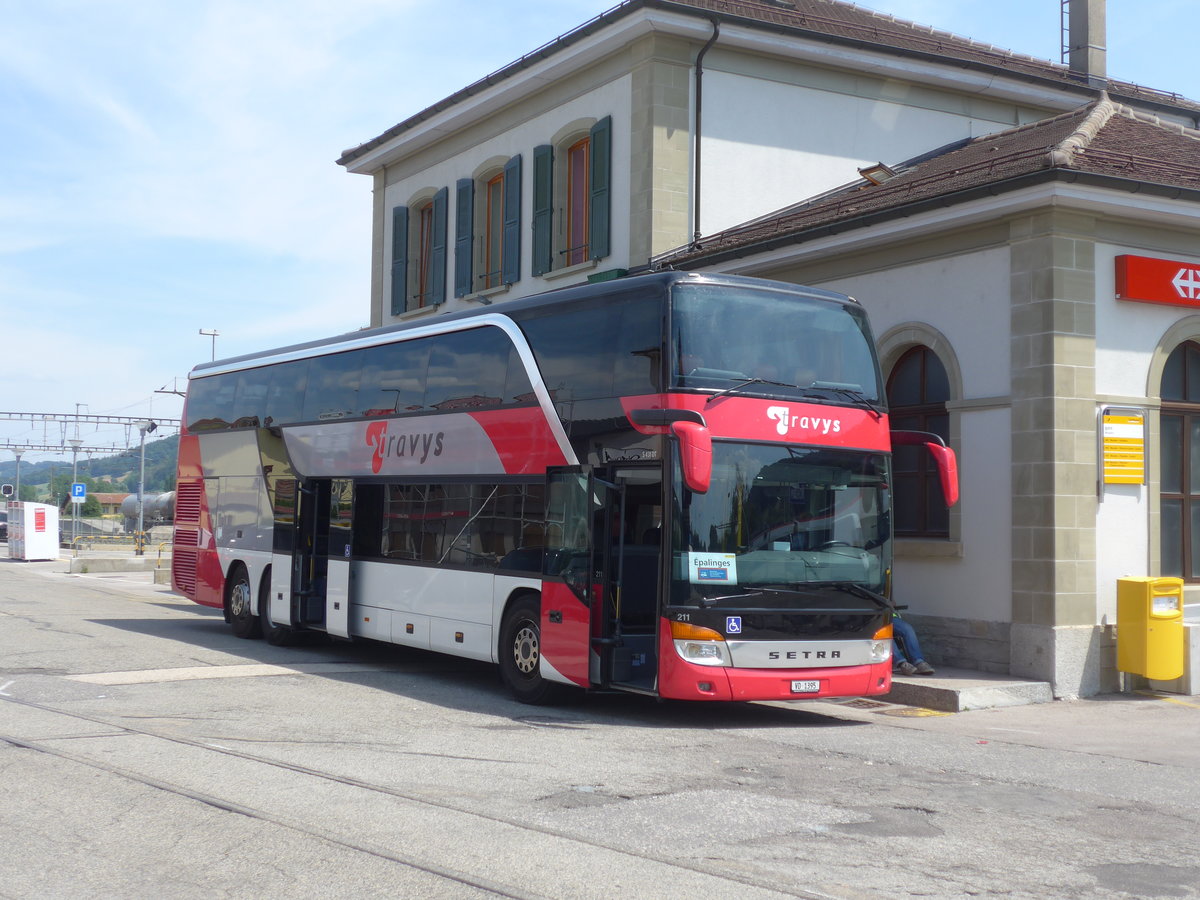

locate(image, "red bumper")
[[658, 642, 892, 701]]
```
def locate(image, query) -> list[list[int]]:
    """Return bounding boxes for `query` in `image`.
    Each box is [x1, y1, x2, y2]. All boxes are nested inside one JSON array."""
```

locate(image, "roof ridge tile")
[[1049, 92, 1118, 166]]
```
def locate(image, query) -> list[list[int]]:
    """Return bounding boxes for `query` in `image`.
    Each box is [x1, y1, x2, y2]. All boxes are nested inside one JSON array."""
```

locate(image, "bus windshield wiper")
[[700, 590, 764, 605], [807, 381, 883, 419], [825, 581, 893, 609], [705, 377, 801, 406]]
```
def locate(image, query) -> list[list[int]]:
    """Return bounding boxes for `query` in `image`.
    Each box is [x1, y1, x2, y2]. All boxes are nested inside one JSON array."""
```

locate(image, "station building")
[[337, 0, 1200, 697]]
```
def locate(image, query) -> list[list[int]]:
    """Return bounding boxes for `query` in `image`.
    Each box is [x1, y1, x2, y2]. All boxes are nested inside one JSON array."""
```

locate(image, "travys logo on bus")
[[766, 406, 841, 437], [365, 421, 445, 473]]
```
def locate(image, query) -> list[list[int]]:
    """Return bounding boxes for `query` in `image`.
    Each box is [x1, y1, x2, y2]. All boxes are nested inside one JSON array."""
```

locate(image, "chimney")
[[1067, 0, 1107, 85]]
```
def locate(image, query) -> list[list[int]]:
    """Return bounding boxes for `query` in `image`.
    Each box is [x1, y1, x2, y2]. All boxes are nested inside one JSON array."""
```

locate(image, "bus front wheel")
[[499, 595, 562, 705]]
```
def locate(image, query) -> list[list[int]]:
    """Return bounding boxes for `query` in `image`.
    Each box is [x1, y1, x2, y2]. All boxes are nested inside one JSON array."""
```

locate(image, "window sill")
[[894, 538, 962, 559], [396, 303, 441, 321], [466, 283, 511, 303], [541, 258, 598, 282]]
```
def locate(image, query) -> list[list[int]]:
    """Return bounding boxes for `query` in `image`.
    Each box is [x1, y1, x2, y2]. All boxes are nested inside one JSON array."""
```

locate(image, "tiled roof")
[[660, 0, 1197, 110], [655, 95, 1200, 267], [338, 0, 1199, 167]]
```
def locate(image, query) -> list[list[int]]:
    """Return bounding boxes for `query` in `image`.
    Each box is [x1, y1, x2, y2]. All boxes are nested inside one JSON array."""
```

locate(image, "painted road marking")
[[68, 663, 379, 686], [1137, 690, 1200, 710], [877, 707, 952, 717]]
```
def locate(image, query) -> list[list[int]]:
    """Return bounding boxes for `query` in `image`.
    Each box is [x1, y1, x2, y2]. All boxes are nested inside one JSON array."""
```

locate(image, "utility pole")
[[69, 437, 82, 545], [136, 420, 157, 556], [199, 329, 219, 361]]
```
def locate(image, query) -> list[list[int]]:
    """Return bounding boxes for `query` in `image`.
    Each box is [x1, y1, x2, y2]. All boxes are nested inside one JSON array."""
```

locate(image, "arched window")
[[887, 346, 950, 537], [1159, 341, 1200, 581], [389, 188, 447, 315]]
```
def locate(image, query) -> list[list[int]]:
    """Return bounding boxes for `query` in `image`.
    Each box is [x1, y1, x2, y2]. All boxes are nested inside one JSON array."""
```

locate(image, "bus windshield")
[[671, 442, 891, 604], [671, 282, 882, 404]]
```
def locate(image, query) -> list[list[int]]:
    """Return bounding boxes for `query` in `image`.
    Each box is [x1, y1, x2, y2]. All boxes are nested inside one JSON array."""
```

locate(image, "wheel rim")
[[230, 580, 252, 618], [512, 622, 539, 676]]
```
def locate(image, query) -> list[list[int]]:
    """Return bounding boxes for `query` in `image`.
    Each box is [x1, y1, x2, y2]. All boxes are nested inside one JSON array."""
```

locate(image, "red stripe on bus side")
[[469, 407, 570, 474]]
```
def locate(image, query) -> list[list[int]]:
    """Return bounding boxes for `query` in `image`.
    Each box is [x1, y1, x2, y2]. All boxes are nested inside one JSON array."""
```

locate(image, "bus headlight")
[[671, 621, 732, 667], [871, 624, 893, 663]]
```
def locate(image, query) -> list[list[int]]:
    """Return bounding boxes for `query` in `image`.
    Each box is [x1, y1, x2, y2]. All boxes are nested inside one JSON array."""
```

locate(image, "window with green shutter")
[[532, 145, 553, 276], [588, 116, 611, 261], [428, 187, 448, 306], [502, 154, 521, 285], [454, 178, 474, 297], [390, 205, 408, 316]]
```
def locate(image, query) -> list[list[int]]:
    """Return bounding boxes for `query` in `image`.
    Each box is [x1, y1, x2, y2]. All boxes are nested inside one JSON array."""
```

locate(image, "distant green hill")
[[1, 434, 179, 501]]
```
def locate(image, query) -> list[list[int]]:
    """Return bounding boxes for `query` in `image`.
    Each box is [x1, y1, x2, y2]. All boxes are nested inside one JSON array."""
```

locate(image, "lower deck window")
[[354, 481, 546, 572]]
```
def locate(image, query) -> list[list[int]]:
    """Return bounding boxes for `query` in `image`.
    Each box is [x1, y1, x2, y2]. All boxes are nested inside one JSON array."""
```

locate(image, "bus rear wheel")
[[499, 595, 563, 705], [227, 566, 261, 640]]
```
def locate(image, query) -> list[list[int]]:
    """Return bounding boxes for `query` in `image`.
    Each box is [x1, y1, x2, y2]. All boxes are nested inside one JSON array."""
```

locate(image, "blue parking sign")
[[70, 482, 87, 503]]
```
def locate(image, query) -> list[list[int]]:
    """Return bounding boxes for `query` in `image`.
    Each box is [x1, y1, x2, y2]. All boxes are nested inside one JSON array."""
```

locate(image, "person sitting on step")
[[892, 613, 936, 676]]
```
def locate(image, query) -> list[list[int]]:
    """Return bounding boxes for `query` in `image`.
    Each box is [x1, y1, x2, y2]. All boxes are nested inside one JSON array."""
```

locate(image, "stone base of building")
[[905, 614, 1010, 675], [913, 618, 1200, 699], [1008, 623, 1122, 699]]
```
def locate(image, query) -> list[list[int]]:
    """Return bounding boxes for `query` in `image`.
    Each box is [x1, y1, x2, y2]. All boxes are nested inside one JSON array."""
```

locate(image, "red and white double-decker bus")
[[172, 272, 956, 703]]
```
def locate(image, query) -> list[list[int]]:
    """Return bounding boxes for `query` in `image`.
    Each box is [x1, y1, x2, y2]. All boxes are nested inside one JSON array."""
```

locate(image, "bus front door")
[[291, 478, 352, 638], [543, 467, 659, 693]]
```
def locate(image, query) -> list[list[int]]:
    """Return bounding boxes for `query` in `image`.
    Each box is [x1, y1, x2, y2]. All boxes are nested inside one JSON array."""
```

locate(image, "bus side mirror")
[[891, 430, 959, 507], [671, 421, 712, 494], [925, 443, 959, 507]]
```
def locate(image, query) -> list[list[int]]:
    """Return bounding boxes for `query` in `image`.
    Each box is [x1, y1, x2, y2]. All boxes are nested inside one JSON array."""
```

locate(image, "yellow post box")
[[1116, 576, 1185, 681]]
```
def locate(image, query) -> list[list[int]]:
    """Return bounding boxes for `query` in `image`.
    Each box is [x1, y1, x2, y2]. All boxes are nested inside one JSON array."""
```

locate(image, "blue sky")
[[2, 0, 1197, 463]]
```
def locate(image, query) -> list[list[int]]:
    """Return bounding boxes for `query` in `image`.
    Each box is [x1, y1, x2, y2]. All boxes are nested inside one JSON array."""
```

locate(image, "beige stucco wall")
[[698, 53, 1053, 235]]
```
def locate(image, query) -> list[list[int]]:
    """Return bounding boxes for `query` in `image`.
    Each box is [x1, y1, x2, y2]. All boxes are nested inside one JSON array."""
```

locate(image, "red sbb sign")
[[1116, 254, 1200, 308]]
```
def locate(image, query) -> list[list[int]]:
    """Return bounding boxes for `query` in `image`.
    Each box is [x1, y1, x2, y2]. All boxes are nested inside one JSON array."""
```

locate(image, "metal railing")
[[69, 532, 171, 559]]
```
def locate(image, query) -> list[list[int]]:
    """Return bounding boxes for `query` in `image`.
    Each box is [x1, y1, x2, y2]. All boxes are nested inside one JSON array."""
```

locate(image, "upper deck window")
[[670, 284, 882, 405]]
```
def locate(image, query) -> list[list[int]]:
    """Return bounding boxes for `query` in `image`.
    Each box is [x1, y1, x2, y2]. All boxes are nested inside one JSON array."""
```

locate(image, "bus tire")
[[227, 565, 261, 640], [263, 613, 296, 647], [499, 594, 563, 705]]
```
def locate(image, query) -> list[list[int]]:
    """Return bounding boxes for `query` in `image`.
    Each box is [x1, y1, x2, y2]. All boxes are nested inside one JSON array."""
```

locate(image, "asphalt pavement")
[[2, 552, 1198, 899]]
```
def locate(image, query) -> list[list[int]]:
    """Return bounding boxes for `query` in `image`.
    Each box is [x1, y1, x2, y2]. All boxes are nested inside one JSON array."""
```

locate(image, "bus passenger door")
[[607, 466, 663, 693], [292, 478, 353, 638], [324, 479, 353, 638], [267, 477, 298, 628], [542, 467, 618, 689]]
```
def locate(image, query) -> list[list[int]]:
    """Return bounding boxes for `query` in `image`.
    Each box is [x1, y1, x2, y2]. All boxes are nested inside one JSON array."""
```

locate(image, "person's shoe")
[[914, 661, 936, 675], [894, 661, 917, 676]]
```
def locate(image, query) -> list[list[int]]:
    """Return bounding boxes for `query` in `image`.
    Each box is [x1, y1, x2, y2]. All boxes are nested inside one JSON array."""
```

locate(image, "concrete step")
[[883, 665, 1053, 712]]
